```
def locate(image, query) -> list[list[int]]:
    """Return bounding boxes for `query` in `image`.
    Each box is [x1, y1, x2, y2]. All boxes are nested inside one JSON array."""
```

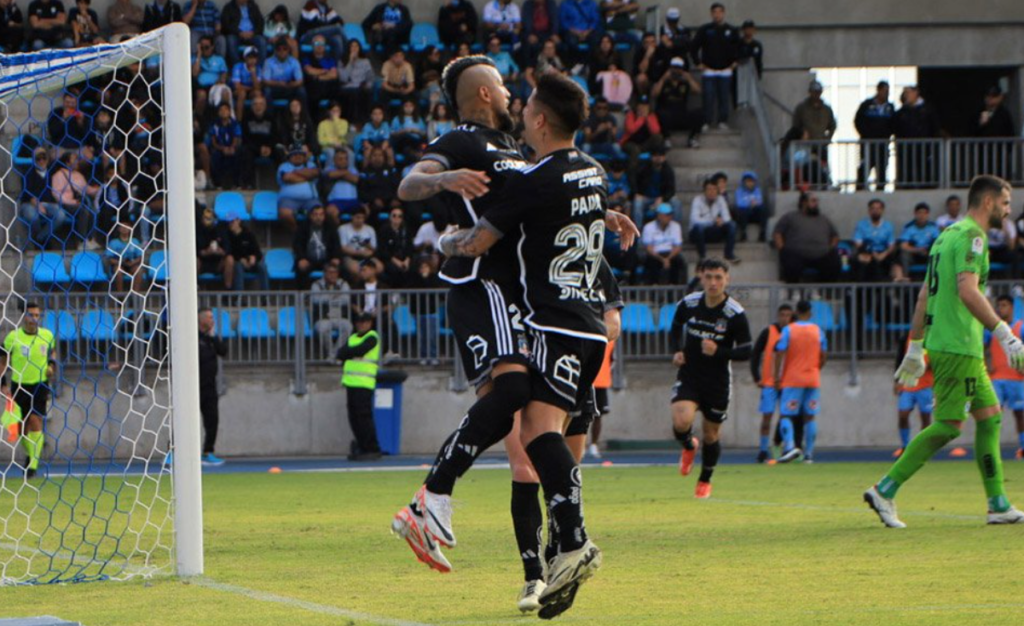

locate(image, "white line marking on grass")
[[192, 577, 434, 626], [290, 462, 671, 474], [707, 497, 980, 521]]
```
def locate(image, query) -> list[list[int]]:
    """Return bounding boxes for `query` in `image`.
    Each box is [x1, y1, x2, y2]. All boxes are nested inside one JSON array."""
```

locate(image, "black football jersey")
[[597, 258, 624, 311], [420, 122, 528, 287], [669, 291, 752, 382], [485, 149, 608, 340]]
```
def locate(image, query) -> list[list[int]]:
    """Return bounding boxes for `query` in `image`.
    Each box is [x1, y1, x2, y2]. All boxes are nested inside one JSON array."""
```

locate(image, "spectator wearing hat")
[[854, 81, 894, 191], [690, 177, 738, 262], [899, 202, 940, 279], [660, 7, 691, 60], [653, 56, 703, 148], [196, 207, 236, 290], [975, 86, 1015, 181], [226, 215, 269, 289], [734, 170, 766, 242], [293, 203, 341, 288], [793, 80, 836, 143], [620, 96, 664, 175], [438, 0, 479, 48], [892, 86, 941, 188], [277, 145, 321, 232], [207, 101, 243, 189], [641, 203, 686, 285], [312, 262, 353, 357], [632, 145, 677, 224], [737, 20, 762, 78], [337, 311, 382, 462], [583, 98, 624, 158], [691, 2, 739, 129], [772, 192, 842, 284], [221, 0, 266, 68], [297, 0, 345, 63], [852, 198, 897, 282], [262, 39, 306, 104], [231, 46, 263, 120]]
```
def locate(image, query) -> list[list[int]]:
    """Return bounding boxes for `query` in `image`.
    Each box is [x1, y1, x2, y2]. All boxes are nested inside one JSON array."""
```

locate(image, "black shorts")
[[447, 280, 530, 388], [594, 387, 610, 415], [529, 330, 606, 413], [198, 257, 223, 275], [565, 387, 598, 437], [671, 376, 730, 424], [13, 383, 50, 419]]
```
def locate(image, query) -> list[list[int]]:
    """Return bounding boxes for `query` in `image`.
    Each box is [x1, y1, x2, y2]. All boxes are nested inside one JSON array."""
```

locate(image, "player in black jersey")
[[668, 258, 752, 499], [437, 73, 616, 619]]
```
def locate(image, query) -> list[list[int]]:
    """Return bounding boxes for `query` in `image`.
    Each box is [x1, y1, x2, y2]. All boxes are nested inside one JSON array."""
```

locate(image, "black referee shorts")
[[565, 387, 598, 438], [13, 382, 50, 419], [529, 329, 606, 413], [447, 280, 530, 389], [671, 375, 730, 424]]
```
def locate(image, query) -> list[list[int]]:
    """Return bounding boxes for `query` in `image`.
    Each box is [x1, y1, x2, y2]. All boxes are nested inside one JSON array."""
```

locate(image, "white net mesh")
[[0, 31, 178, 584]]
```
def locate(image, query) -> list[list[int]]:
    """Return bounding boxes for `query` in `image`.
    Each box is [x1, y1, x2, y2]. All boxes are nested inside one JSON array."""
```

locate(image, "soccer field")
[[4, 459, 1024, 626]]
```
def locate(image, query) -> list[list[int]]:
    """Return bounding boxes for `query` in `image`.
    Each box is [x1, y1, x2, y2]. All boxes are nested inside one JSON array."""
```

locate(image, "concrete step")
[[690, 130, 745, 150], [674, 165, 752, 191], [666, 146, 749, 168]]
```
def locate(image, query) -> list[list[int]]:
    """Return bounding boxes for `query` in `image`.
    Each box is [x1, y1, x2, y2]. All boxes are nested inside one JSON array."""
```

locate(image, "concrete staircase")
[[668, 127, 751, 194]]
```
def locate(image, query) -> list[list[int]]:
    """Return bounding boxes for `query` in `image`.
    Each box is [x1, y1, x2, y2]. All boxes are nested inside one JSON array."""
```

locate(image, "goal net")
[[0, 24, 202, 584]]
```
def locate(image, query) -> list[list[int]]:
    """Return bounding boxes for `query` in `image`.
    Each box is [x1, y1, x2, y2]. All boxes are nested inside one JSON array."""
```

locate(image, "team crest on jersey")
[[466, 335, 489, 370], [714, 318, 727, 333], [553, 355, 582, 392], [972, 237, 984, 254], [517, 334, 531, 358]]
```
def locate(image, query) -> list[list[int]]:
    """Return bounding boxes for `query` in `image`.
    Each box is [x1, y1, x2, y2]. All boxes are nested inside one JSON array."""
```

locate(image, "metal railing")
[[778, 138, 1024, 191], [735, 60, 777, 180]]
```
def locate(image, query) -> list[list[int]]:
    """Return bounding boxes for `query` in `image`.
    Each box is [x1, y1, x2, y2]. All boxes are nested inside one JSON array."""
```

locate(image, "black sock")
[[526, 432, 587, 553], [674, 427, 695, 451], [698, 440, 722, 483], [511, 481, 544, 582]]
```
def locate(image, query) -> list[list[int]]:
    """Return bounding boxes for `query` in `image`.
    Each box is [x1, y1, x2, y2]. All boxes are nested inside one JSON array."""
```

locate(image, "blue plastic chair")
[[265, 249, 296, 281], [238, 308, 275, 339], [12, 135, 42, 170], [393, 305, 416, 337], [1013, 296, 1024, 323], [44, 310, 78, 341], [252, 191, 280, 221], [657, 303, 678, 332], [148, 250, 168, 282], [71, 251, 109, 284], [278, 307, 313, 338], [409, 23, 440, 52], [81, 310, 116, 341], [622, 303, 656, 334], [32, 252, 71, 287], [212, 308, 236, 339], [214, 191, 250, 221], [344, 23, 368, 47]]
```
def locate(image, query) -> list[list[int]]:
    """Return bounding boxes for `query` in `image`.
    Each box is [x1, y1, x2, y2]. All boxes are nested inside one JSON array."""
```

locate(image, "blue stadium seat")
[[238, 308, 275, 339], [657, 303, 678, 332], [438, 305, 453, 337], [622, 303, 656, 334], [1014, 296, 1024, 323], [278, 307, 312, 338], [265, 249, 296, 281], [44, 310, 78, 341], [252, 191, 280, 221], [80, 310, 116, 341], [70, 251, 109, 284], [32, 252, 71, 287], [148, 250, 168, 282], [214, 191, 250, 221], [409, 23, 440, 52], [212, 308, 237, 339], [344, 23, 368, 47], [12, 134, 42, 170], [809, 301, 837, 332], [393, 305, 416, 337]]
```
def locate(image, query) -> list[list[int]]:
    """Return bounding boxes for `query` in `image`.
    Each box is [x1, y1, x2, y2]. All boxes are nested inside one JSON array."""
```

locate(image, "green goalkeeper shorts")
[[930, 351, 998, 421]]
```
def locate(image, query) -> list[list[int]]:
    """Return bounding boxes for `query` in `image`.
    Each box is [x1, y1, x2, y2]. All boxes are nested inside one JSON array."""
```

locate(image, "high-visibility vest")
[[2, 395, 22, 443], [341, 330, 380, 389], [760, 324, 781, 387]]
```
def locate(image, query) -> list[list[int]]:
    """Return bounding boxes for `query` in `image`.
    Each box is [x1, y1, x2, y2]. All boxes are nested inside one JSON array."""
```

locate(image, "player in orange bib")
[[751, 304, 794, 463], [773, 300, 827, 463], [893, 334, 934, 458], [986, 295, 1024, 459]]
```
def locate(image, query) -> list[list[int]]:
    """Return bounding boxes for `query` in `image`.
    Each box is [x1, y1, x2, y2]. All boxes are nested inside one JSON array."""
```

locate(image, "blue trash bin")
[[373, 370, 409, 455]]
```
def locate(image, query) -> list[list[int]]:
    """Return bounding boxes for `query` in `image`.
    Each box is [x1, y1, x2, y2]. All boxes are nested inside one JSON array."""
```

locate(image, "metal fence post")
[[941, 139, 951, 189], [293, 291, 307, 395], [611, 339, 625, 391], [848, 285, 859, 388]]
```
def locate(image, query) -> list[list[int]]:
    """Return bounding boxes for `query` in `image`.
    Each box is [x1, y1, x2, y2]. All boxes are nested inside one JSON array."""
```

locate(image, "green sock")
[[975, 417, 1009, 512], [22, 431, 43, 471], [878, 420, 961, 499]]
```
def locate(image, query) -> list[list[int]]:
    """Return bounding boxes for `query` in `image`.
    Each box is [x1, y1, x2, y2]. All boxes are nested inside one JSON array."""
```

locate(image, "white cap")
[[667, 8, 681, 19], [670, 57, 686, 68]]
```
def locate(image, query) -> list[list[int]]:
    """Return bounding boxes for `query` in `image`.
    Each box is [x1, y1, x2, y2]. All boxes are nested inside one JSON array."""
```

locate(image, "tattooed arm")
[[397, 159, 492, 202], [438, 219, 503, 258]]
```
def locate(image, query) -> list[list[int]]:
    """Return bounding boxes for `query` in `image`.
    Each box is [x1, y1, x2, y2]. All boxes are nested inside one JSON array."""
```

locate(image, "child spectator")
[[323, 149, 361, 219], [317, 100, 349, 163], [734, 171, 767, 242], [276, 145, 321, 231], [356, 105, 393, 163], [207, 102, 242, 189], [106, 220, 145, 292], [69, 0, 102, 46], [339, 206, 378, 280], [427, 103, 454, 142]]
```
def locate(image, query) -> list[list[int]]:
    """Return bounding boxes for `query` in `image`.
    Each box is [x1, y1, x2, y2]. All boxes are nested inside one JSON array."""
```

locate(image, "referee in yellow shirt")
[[1, 302, 56, 479]]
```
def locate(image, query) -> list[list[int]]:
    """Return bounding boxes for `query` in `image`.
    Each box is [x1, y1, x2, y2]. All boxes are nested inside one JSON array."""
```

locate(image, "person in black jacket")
[[142, 0, 182, 32], [226, 216, 269, 289], [438, 0, 477, 47], [632, 146, 677, 223], [737, 20, 761, 78], [198, 307, 228, 466], [975, 85, 1016, 182], [690, 2, 739, 129], [293, 203, 341, 288], [240, 94, 276, 187], [750, 304, 794, 463], [297, 0, 345, 62], [0, 0, 25, 52], [363, 0, 411, 54], [375, 205, 413, 287], [196, 207, 236, 290], [892, 86, 941, 189], [854, 81, 895, 190], [221, 0, 265, 67]]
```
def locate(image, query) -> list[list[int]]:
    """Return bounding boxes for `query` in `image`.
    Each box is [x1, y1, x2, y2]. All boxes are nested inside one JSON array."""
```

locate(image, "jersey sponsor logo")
[[972, 237, 984, 254], [553, 354, 582, 393], [466, 335, 489, 370], [561, 167, 604, 189], [492, 159, 527, 172]]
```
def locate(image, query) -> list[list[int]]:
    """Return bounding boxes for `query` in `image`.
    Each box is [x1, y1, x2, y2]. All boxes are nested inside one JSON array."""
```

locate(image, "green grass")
[[3, 461, 1024, 625]]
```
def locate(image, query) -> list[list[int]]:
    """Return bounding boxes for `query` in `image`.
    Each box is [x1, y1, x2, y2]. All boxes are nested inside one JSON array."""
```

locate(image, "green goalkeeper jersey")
[[923, 216, 989, 359]]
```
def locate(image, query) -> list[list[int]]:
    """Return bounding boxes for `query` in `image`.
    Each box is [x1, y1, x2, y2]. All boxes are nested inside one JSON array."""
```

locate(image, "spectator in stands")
[[899, 202, 940, 278], [988, 216, 1017, 278], [415, 45, 444, 104], [358, 146, 400, 214], [772, 192, 842, 284], [524, 37, 566, 88], [606, 158, 630, 205], [311, 263, 352, 356], [277, 97, 318, 154], [363, 0, 412, 53], [487, 35, 521, 88], [183, 0, 224, 57], [193, 34, 229, 93], [47, 92, 90, 148], [893, 85, 941, 188], [303, 33, 341, 118], [297, 0, 344, 62], [438, 0, 478, 48], [713, 171, 731, 208], [660, 8, 690, 58], [595, 59, 632, 109], [324, 148, 360, 218], [604, 200, 637, 280], [854, 80, 894, 191], [588, 34, 618, 84], [582, 98, 622, 158], [409, 257, 443, 364], [107, 0, 143, 43], [207, 102, 242, 189], [427, 102, 454, 141], [634, 31, 668, 95], [520, 0, 559, 67], [621, 96, 663, 174], [737, 20, 762, 78], [240, 94, 275, 185], [632, 145, 676, 224], [277, 145, 321, 231], [262, 3, 297, 57], [356, 104, 393, 162], [263, 39, 306, 104], [976, 85, 1016, 182], [339, 206, 378, 279], [293, 202, 341, 288], [653, 56, 703, 148], [641, 203, 685, 285], [559, 0, 601, 63], [28, 0, 73, 49], [390, 99, 427, 159], [793, 80, 836, 143], [1, 0, 25, 53], [20, 148, 70, 250], [381, 48, 415, 99], [225, 216, 269, 289], [936, 194, 962, 230], [339, 39, 374, 125], [852, 198, 897, 282], [317, 100, 348, 163], [133, 153, 165, 226], [69, 0, 102, 46], [231, 46, 262, 120], [51, 150, 99, 249], [142, 0, 182, 33], [106, 220, 145, 292], [483, 0, 521, 43], [221, 0, 265, 67], [692, 2, 739, 130], [196, 207, 235, 289], [689, 177, 738, 262], [602, 0, 638, 43], [96, 162, 136, 239], [734, 171, 766, 242], [376, 205, 413, 287]]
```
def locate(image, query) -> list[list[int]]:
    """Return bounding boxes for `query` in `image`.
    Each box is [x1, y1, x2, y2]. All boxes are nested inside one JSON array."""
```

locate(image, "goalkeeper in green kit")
[[865, 175, 1024, 527]]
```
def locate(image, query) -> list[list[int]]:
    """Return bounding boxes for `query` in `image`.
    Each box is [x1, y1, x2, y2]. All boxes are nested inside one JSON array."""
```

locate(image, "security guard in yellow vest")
[[338, 312, 382, 461]]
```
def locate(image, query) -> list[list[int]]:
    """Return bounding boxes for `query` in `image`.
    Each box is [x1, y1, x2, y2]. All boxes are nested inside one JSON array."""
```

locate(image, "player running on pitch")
[[866, 175, 1024, 527], [986, 295, 1024, 459]]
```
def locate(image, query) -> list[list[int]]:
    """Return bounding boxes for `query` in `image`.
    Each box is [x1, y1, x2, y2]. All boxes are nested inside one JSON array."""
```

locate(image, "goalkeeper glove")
[[993, 321, 1024, 373], [894, 338, 926, 388]]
